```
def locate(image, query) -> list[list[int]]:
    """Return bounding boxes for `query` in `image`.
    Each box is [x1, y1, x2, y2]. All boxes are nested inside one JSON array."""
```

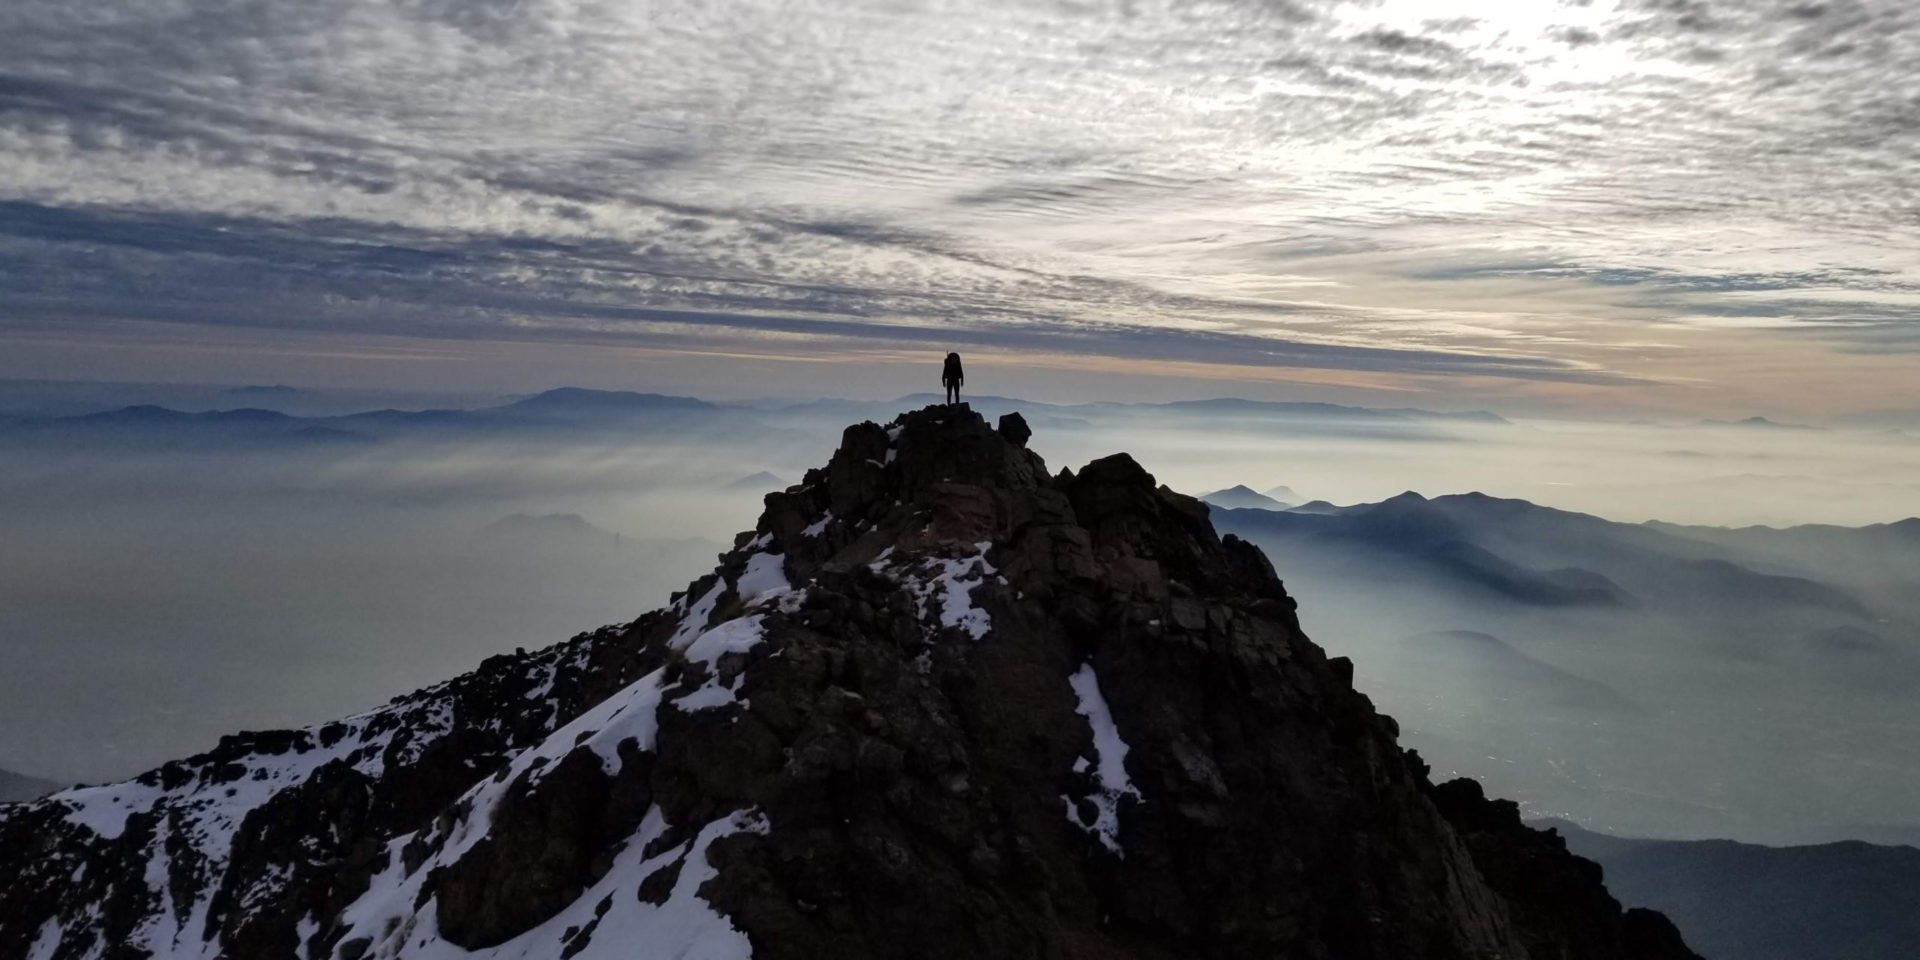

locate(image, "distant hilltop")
[[1198, 484, 1291, 510], [1700, 415, 1821, 430], [0, 766, 59, 804]]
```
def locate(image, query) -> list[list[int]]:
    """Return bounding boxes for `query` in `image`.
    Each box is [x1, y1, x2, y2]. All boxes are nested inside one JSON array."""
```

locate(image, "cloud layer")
[[1, 0, 1915, 409]]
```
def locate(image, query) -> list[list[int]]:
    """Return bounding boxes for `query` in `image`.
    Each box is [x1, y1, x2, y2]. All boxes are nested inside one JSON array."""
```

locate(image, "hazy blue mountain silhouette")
[[481, 512, 615, 541], [1545, 819, 1920, 960], [1198, 484, 1289, 510], [1212, 491, 1873, 615], [1700, 415, 1821, 430], [1645, 517, 1920, 586], [1212, 493, 1629, 607], [1284, 499, 1344, 514], [0, 388, 1514, 455], [0, 767, 59, 803], [339, 388, 734, 434], [727, 470, 787, 491], [3, 405, 374, 447], [819, 394, 1503, 431], [0, 388, 792, 449], [1208, 488, 1915, 844], [498, 387, 717, 417], [1397, 631, 1637, 713]]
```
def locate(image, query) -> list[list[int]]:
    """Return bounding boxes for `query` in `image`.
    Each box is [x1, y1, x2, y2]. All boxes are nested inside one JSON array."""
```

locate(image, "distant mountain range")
[[498, 386, 719, 417], [0, 767, 59, 803], [726, 471, 788, 491], [1396, 630, 1638, 714], [1213, 490, 1882, 614], [0, 388, 764, 450], [1198, 484, 1290, 510], [479, 514, 724, 561], [482, 512, 619, 541], [1700, 415, 1821, 430], [0, 388, 1513, 453], [1205, 488, 1920, 845], [1544, 819, 1920, 960]]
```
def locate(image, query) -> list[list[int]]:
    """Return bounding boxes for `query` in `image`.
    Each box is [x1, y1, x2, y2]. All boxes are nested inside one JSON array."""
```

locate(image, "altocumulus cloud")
[[0, 0, 1915, 389]]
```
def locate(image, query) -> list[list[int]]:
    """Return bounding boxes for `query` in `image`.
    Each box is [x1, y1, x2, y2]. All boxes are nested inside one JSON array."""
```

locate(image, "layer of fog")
[[1257, 547, 1920, 848], [1, 385, 1915, 851], [0, 440, 831, 784]]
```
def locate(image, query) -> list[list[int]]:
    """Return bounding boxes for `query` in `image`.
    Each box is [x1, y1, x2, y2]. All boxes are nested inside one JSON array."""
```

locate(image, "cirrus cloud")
[[0, 0, 1914, 409]]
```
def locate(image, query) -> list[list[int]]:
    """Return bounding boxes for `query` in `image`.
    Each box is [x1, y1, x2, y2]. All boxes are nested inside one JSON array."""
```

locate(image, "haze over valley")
[[3, 380, 1914, 855]]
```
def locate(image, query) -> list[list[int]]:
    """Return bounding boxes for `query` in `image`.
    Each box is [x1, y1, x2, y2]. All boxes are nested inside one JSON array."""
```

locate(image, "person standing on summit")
[[942, 352, 964, 405]]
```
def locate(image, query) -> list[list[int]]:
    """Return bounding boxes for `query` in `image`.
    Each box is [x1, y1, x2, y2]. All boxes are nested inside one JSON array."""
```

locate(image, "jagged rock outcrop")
[[0, 405, 1699, 960]]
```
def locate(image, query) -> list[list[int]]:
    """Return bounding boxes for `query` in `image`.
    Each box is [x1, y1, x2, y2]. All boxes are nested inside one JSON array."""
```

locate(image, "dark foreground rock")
[[0, 405, 1698, 960]]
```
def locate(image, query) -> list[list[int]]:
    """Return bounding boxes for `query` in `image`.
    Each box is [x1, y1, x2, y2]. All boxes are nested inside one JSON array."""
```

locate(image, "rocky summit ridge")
[[0, 404, 1697, 960]]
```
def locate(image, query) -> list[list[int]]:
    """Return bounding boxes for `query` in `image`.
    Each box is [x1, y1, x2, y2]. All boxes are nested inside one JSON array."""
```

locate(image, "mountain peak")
[[1199, 484, 1290, 510], [726, 471, 787, 491], [0, 404, 1698, 960], [1701, 414, 1820, 430]]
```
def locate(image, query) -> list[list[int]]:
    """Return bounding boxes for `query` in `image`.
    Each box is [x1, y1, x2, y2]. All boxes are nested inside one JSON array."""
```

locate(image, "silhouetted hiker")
[[942, 352, 965, 405]]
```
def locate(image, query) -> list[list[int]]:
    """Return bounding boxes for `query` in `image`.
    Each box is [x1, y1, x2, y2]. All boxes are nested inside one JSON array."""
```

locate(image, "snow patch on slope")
[[875, 541, 995, 640], [1064, 662, 1142, 856], [670, 581, 727, 648], [25, 919, 60, 960], [334, 664, 687, 956], [337, 805, 767, 960], [30, 638, 592, 960], [328, 584, 790, 956], [54, 781, 167, 842], [801, 511, 833, 537], [526, 667, 671, 780], [671, 615, 770, 713], [735, 551, 791, 604], [130, 815, 181, 951], [52, 692, 450, 843]]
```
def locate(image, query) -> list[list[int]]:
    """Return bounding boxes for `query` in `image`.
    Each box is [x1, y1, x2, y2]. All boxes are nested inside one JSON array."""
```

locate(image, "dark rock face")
[[1427, 778, 1695, 959], [0, 405, 1698, 960], [433, 745, 654, 948]]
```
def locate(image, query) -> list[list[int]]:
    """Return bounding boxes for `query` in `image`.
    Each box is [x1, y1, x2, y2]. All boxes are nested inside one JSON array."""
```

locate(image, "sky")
[[1, 0, 1917, 417]]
